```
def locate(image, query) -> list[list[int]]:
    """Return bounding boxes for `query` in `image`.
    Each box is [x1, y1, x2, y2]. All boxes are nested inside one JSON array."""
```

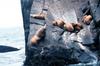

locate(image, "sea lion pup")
[[30, 12, 46, 20], [82, 15, 92, 25], [30, 24, 46, 45], [52, 19, 65, 28], [64, 23, 74, 32]]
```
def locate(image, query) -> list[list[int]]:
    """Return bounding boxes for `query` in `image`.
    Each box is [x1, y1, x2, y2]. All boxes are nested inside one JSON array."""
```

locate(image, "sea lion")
[[72, 23, 83, 32], [82, 15, 92, 25], [52, 19, 65, 28], [64, 23, 83, 32], [30, 24, 46, 45], [64, 23, 74, 32], [30, 35, 40, 45], [30, 12, 46, 20]]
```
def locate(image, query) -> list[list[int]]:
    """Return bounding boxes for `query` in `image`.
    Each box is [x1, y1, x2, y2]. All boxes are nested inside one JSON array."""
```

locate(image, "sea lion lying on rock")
[[64, 23, 83, 32], [52, 19, 74, 32], [52, 19, 65, 28], [82, 15, 92, 25], [64, 23, 74, 32], [52, 19, 83, 32], [30, 24, 46, 46], [30, 12, 46, 20], [72, 23, 83, 32]]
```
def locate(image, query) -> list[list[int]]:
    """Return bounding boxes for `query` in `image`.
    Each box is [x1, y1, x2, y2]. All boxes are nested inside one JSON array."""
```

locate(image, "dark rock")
[[89, 0, 100, 27], [74, 0, 100, 47], [22, 0, 100, 66], [24, 42, 97, 66], [93, 6, 100, 27], [0, 45, 20, 53], [21, 0, 34, 55], [30, 17, 46, 26]]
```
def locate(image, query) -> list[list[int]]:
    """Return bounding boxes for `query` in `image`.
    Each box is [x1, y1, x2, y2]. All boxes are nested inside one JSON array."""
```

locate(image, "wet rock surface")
[[24, 42, 97, 66], [21, 0, 100, 66]]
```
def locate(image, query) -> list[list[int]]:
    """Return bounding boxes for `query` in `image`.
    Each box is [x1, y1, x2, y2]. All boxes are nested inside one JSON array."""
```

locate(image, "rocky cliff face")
[[21, 0, 100, 66]]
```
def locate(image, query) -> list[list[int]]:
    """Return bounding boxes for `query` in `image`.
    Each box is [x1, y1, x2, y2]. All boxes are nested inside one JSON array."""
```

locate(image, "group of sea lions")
[[30, 12, 92, 46], [52, 18, 83, 32], [52, 14, 92, 32]]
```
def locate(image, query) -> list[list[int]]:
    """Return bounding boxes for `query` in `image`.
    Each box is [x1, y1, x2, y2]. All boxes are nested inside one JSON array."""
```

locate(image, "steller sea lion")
[[72, 23, 83, 32], [52, 19, 83, 33], [30, 24, 46, 45], [52, 19, 65, 28], [64, 23, 74, 32], [64, 23, 83, 32], [30, 12, 46, 20], [82, 15, 92, 25]]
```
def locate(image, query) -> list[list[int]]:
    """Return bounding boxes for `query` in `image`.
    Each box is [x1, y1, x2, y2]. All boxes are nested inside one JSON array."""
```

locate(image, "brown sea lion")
[[64, 23, 83, 32], [30, 13, 46, 20], [64, 23, 74, 32], [30, 35, 40, 45], [72, 23, 83, 32], [30, 24, 46, 45], [83, 15, 92, 25], [52, 19, 65, 28]]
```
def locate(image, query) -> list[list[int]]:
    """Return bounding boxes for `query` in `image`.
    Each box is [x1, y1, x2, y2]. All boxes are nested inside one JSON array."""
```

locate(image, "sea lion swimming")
[[30, 12, 46, 20], [52, 19, 65, 28], [82, 15, 92, 25], [30, 24, 46, 45]]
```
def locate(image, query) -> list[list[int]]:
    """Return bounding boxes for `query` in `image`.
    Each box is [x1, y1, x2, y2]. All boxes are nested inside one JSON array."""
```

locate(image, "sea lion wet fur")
[[52, 19, 65, 28], [64, 23, 74, 32], [64, 23, 83, 32], [31, 13, 46, 20], [30, 25, 46, 45], [72, 23, 83, 31], [83, 15, 92, 25]]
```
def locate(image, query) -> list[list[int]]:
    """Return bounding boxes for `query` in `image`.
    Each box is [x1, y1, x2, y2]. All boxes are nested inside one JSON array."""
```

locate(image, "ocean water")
[[0, 27, 25, 66]]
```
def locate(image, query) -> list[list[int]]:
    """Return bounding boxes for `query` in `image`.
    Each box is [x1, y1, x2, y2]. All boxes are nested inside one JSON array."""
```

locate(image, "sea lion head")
[[52, 20, 57, 26]]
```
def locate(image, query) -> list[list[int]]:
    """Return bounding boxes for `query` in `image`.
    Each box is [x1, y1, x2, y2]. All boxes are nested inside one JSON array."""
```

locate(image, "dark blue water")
[[0, 27, 25, 66]]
